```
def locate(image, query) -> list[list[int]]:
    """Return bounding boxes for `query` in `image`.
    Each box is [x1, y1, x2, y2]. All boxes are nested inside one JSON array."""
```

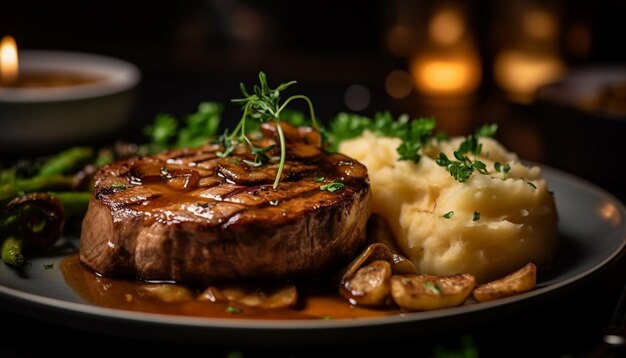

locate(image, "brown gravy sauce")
[[61, 255, 399, 320]]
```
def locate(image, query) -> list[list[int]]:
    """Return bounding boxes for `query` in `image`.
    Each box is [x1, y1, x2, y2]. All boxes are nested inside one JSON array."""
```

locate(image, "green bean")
[[1, 236, 24, 267], [38, 147, 94, 178]]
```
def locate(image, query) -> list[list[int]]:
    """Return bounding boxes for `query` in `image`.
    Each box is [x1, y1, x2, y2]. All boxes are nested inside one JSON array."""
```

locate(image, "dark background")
[[1, 0, 624, 118], [1, 1, 626, 357], [2, 0, 625, 198]]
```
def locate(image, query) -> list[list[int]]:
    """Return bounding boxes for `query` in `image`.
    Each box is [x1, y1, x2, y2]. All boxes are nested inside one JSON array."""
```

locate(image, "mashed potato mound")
[[340, 131, 558, 283]]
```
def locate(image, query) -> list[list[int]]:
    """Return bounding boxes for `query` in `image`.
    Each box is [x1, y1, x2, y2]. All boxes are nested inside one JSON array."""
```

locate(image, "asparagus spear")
[[37, 147, 94, 178], [0, 175, 74, 206], [49, 191, 92, 218]]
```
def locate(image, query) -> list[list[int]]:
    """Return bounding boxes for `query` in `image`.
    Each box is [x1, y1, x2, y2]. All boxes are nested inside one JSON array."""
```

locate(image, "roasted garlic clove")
[[340, 260, 392, 306], [472, 262, 537, 303], [391, 274, 476, 311], [199, 282, 298, 309], [138, 284, 194, 303]]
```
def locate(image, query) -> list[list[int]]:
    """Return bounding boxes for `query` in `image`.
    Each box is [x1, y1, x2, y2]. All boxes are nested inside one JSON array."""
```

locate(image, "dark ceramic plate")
[[1, 165, 625, 347]]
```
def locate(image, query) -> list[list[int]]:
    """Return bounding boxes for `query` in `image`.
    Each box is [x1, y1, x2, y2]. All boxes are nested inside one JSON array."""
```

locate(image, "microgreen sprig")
[[227, 72, 319, 189]]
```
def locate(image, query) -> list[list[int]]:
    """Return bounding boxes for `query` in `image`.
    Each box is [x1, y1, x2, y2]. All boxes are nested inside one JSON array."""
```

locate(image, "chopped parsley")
[[494, 161, 511, 179], [325, 112, 436, 163], [320, 179, 344, 193], [226, 305, 242, 314], [112, 182, 127, 190], [43, 263, 54, 270], [443, 211, 454, 219], [473, 211, 481, 221], [314, 176, 325, 182], [435, 124, 497, 183], [424, 281, 441, 295]]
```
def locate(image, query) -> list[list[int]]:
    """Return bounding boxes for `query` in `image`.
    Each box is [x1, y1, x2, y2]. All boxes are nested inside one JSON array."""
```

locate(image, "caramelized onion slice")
[[391, 274, 476, 311], [472, 262, 537, 303], [199, 282, 298, 309], [340, 260, 392, 307]]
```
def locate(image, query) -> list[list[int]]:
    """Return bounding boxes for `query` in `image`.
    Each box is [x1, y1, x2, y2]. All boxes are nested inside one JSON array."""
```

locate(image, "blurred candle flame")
[[0, 35, 19, 86], [410, 7, 480, 97], [494, 50, 564, 103]]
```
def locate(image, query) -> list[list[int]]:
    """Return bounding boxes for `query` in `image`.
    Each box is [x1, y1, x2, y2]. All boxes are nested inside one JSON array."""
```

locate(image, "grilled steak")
[[80, 122, 370, 284]]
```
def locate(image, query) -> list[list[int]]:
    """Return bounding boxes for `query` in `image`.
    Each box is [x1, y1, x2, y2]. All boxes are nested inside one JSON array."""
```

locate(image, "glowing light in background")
[[344, 84, 371, 111], [0, 35, 19, 86], [429, 9, 464, 45], [411, 55, 481, 97], [410, 6, 480, 97], [493, 6, 565, 102], [494, 50, 564, 102], [385, 70, 413, 99], [522, 9, 556, 40]]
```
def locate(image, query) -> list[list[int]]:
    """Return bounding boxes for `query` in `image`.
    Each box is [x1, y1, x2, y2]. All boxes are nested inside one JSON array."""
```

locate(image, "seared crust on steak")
[[80, 122, 370, 284]]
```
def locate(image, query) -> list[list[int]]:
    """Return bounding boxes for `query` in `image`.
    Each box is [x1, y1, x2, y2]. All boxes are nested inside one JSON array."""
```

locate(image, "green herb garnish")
[[226, 71, 319, 189], [494, 161, 511, 179], [43, 263, 54, 270], [424, 281, 441, 295], [144, 102, 223, 153], [473, 211, 481, 221], [325, 112, 436, 162], [112, 182, 126, 190], [435, 124, 497, 183], [396, 118, 436, 162], [314, 176, 325, 182], [320, 179, 344, 193], [443, 211, 454, 219], [226, 305, 242, 314], [243, 144, 275, 167]]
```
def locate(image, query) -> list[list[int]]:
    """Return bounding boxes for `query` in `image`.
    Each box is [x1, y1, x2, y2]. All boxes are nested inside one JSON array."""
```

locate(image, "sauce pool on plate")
[[60, 254, 399, 320]]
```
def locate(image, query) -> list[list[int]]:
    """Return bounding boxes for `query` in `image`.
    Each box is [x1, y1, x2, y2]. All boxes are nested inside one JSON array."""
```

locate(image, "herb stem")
[[273, 120, 287, 189], [278, 95, 320, 144]]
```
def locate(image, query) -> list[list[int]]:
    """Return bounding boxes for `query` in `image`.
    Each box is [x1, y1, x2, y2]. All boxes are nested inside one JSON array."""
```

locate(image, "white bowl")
[[0, 50, 140, 152]]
